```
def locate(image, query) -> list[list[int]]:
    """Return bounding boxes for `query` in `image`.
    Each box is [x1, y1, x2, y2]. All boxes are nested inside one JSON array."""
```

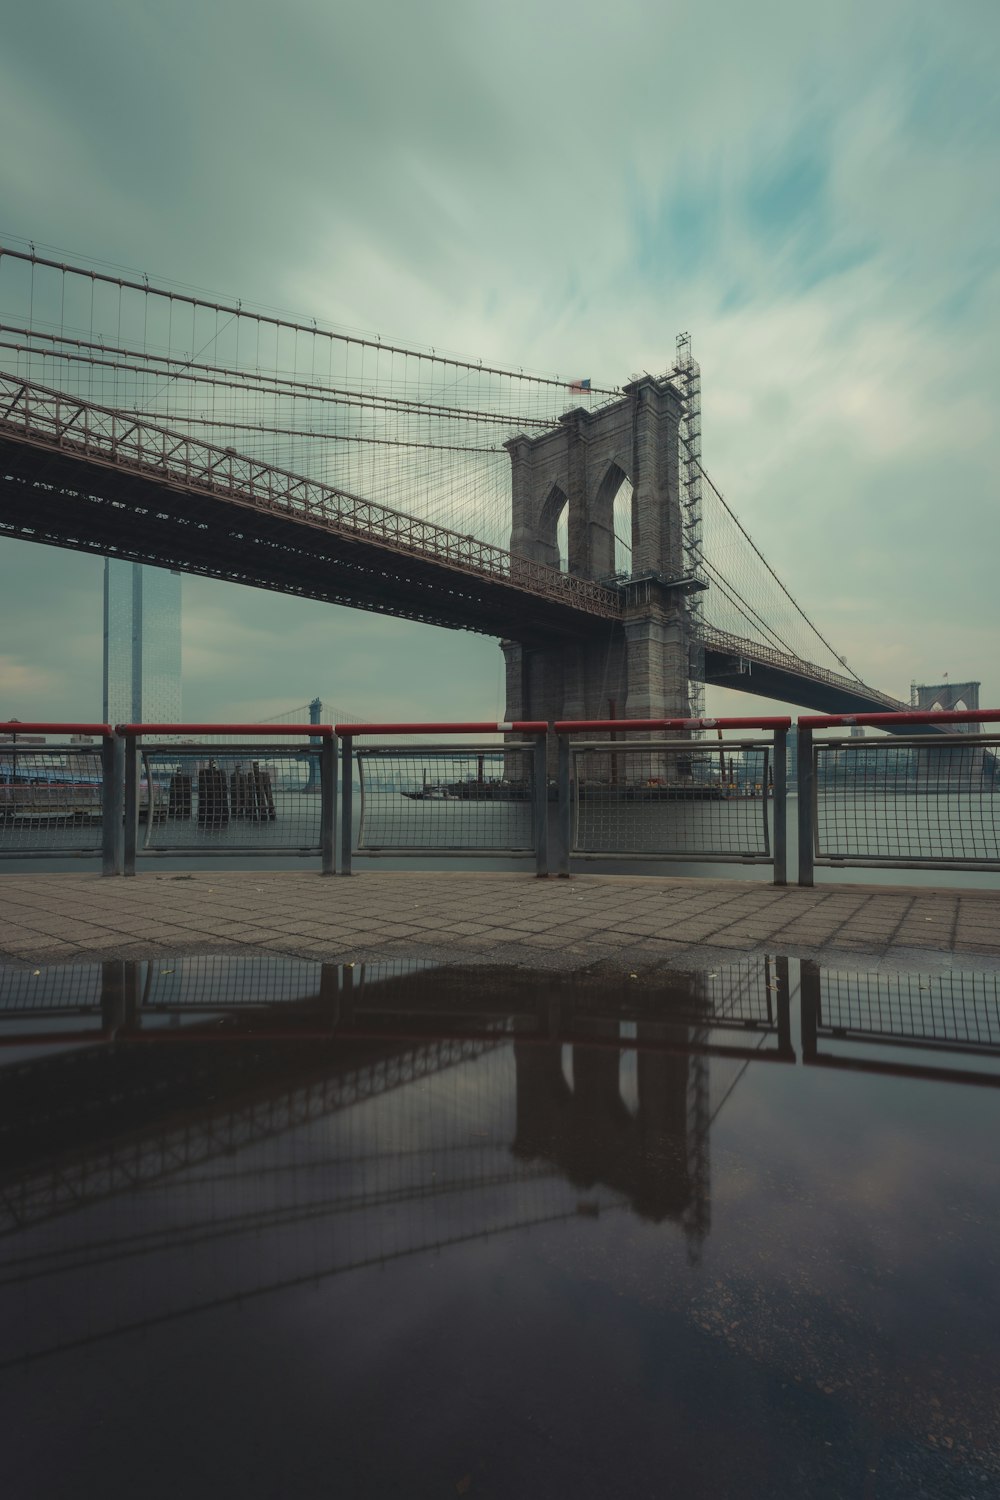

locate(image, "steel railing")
[[335, 721, 549, 876], [553, 717, 790, 883], [797, 710, 1000, 885], [117, 724, 336, 875], [800, 960, 1000, 1087], [6, 711, 1000, 887], [0, 722, 120, 871], [694, 624, 904, 710]]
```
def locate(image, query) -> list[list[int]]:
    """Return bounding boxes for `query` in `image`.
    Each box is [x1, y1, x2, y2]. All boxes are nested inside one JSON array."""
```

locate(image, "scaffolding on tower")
[[673, 333, 706, 719]]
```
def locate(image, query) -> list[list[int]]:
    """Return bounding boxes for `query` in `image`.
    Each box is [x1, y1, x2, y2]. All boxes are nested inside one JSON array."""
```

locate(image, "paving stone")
[[2, 872, 999, 970]]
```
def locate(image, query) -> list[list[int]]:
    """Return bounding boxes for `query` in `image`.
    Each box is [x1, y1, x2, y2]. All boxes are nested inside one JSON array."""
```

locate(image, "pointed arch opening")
[[538, 483, 569, 573], [556, 501, 569, 572], [594, 461, 635, 578], [612, 475, 634, 576]]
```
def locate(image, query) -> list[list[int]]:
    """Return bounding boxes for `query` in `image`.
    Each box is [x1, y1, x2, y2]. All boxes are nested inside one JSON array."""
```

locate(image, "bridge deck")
[[0, 373, 904, 712], [0, 435, 603, 643]]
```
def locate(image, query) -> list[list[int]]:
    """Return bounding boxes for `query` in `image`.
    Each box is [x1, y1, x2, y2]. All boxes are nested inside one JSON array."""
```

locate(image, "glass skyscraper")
[[103, 561, 182, 724]]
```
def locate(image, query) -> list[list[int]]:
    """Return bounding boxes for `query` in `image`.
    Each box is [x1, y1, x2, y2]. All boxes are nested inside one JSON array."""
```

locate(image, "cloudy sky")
[[1, 0, 998, 724]]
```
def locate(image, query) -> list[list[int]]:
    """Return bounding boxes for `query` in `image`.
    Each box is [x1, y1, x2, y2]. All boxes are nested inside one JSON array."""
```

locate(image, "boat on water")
[[443, 779, 532, 801], [401, 785, 458, 801], [0, 777, 103, 820]]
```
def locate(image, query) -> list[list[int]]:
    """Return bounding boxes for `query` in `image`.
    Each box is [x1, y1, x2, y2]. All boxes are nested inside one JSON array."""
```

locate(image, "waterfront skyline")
[[0, 0, 997, 724]]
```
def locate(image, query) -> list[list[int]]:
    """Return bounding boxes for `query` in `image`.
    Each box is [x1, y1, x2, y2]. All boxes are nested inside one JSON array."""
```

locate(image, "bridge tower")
[[911, 678, 981, 724], [502, 375, 701, 726]]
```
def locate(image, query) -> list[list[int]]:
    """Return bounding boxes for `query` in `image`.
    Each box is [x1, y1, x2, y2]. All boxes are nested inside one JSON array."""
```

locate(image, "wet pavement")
[[1, 869, 999, 971], [1, 955, 999, 1498]]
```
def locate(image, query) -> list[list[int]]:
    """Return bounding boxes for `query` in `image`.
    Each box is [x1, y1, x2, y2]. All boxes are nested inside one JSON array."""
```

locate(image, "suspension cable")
[[695, 460, 863, 683], [0, 244, 619, 396]]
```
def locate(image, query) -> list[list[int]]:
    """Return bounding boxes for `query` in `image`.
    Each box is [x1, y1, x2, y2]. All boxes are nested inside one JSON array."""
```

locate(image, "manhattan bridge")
[[0, 241, 907, 722]]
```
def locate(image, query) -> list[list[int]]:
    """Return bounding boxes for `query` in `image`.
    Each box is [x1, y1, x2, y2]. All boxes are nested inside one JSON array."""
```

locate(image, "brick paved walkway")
[[1, 871, 998, 971]]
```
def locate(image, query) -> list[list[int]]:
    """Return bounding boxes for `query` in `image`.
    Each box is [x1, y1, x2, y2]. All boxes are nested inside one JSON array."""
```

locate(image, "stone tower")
[[912, 679, 980, 719], [502, 375, 699, 725]]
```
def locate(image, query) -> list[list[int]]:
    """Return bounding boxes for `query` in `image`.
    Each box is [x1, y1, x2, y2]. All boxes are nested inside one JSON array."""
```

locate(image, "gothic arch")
[[592, 461, 633, 579], [506, 374, 682, 581], [914, 681, 980, 715], [537, 482, 569, 572]]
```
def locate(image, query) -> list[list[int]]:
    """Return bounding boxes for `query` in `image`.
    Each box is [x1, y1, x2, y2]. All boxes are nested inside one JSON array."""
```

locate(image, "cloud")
[[0, 654, 63, 703], [0, 0, 998, 717]]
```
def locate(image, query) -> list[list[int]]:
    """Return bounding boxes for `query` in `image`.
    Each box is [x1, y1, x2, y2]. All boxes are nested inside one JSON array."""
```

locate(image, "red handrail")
[[116, 722, 334, 737], [801, 710, 1000, 729], [0, 721, 112, 736], [334, 721, 547, 735], [554, 716, 791, 732]]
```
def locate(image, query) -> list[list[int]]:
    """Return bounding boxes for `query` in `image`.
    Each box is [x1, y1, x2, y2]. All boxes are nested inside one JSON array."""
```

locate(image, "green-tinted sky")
[[1, 0, 998, 721]]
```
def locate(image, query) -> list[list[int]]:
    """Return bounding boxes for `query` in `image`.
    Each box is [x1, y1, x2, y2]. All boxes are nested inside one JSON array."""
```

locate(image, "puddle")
[[1, 957, 998, 1497]]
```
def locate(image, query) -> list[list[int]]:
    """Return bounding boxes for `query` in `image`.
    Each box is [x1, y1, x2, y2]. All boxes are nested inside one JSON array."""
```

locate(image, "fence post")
[[123, 737, 139, 877], [101, 733, 124, 876], [797, 723, 814, 887], [339, 734, 353, 875], [774, 955, 793, 1059], [320, 735, 336, 875], [100, 960, 127, 1034], [556, 733, 572, 877], [800, 959, 820, 1061], [772, 727, 787, 886], [533, 732, 549, 878]]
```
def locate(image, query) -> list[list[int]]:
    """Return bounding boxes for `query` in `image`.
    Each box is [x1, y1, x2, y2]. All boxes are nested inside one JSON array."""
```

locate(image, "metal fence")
[[801, 960, 1000, 1086], [0, 956, 341, 1044], [798, 710, 1000, 884], [119, 724, 335, 874], [336, 721, 549, 875], [554, 717, 789, 883], [561, 955, 793, 1059], [8, 711, 1000, 887], [0, 723, 119, 868], [0, 961, 105, 1015], [140, 955, 330, 1011]]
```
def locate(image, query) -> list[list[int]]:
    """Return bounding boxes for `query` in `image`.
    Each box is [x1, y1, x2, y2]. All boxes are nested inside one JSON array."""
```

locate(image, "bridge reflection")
[[1, 954, 996, 1370], [0, 957, 789, 1237]]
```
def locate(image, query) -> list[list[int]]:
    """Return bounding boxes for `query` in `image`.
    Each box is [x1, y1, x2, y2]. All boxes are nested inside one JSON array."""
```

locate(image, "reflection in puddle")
[[1, 956, 998, 1496]]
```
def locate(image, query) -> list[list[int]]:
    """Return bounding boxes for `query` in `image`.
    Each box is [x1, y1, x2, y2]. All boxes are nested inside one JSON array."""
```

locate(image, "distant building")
[[103, 562, 182, 725]]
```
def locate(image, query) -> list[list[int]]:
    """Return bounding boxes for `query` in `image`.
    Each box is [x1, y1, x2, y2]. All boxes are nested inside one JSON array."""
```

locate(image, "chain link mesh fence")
[[0, 745, 106, 856], [812, 736, 1000, 868], [353, 745, 536, 852], [818, 968, 1000, 1050], [0, 962, 105, 1014], [135, 745, 325, 856], [569, 741, 772, 861]]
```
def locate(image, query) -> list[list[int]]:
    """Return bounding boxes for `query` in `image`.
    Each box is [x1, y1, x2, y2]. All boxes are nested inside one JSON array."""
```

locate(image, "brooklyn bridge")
[[0, 244, 907, 723]]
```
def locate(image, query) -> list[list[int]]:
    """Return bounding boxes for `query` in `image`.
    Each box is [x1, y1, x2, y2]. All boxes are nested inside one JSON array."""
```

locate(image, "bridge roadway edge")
[[0, 404, 910, 714], [1, 871, 998, 976]]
